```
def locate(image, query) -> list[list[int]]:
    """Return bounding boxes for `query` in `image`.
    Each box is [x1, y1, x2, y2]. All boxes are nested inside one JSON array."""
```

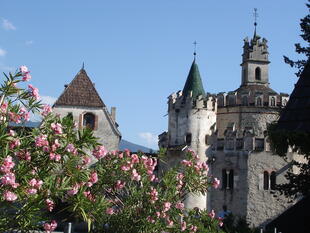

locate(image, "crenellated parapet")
[[168, 90, 216, 111], [217, 89, 289, 108]]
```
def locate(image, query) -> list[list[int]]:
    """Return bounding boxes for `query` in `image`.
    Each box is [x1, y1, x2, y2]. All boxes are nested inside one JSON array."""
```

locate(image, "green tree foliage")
[[0, 68, 223, 232], [284, 0, 310, 76]]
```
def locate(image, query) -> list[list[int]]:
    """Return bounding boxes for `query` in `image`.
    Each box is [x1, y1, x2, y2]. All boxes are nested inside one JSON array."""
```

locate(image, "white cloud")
[[0, 63, 14, 72], [0, 48, 7, 57], [40, 95, 57, 105], [25, 40, 34, 46], [138, 132, 158, 148], [2, 19, 16, 30]]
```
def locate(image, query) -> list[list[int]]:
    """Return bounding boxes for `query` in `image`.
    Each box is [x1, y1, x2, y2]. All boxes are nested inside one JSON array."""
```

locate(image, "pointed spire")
[[82, 62, 85, 70], [253, 8, 258, 39], [182, 59, 205, 99]]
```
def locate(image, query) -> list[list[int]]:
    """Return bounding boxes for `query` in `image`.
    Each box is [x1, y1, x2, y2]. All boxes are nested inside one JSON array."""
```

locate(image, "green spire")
[[182, 59, 205, 99]]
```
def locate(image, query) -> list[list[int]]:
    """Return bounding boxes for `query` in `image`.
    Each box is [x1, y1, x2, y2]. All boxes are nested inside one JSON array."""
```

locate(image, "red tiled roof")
[[54, 69, 105, 107]]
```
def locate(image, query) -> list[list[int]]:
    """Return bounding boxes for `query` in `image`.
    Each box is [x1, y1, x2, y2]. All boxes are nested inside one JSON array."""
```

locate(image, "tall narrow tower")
[[160, 56, 217, 209]]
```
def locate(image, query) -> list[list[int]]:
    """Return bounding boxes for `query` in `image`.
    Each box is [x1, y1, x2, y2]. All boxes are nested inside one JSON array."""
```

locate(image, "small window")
[[229, 169, 234, 189], [270, 171, 276, 190], [185, 133, 192, 145], [242, 96, 248, 106], [263, 171, 269, 190], [83, 113, 96, 130], [205, 135, 208, 145], [256, 97, 262, 106], [255, 67, 261, 80], [270, 97, 276, 107], [222, 169, 234, 190]]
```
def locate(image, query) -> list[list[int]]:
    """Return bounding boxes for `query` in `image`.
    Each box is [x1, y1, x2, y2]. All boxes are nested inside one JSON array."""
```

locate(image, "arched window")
[[263, 171, 269, 190], [185, 133, 192, 145], [83, 113, 96, 130], [256, 97, 262, 106], [242, 96, 248, 106], [222, 169, 234, 190], [283, 99, 288, 106], [255, 67, 261, 80], [270, 97, 276, 107], [270, 171, 276, 190]]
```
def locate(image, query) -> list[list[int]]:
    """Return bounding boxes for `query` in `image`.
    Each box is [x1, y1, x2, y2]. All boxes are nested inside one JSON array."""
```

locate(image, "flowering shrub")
[[0, 68, 223, 232]]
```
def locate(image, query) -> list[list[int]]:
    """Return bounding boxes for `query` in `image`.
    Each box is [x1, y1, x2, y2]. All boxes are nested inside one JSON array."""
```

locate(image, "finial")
[[253, 8, 258, 38], [82, 62, 85, 70], [193, 41, 197, 60]]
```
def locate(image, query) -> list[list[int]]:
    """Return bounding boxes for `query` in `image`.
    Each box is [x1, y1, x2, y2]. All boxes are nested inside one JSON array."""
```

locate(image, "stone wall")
[[53, 105, 120, 153]]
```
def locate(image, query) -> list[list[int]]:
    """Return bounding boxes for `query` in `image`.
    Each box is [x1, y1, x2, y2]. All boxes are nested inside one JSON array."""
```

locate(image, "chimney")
[[110, 107, 116, 122]]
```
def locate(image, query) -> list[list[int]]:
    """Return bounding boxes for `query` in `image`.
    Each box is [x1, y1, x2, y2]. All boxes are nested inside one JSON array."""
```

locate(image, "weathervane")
[[193, 41, 197, 59]]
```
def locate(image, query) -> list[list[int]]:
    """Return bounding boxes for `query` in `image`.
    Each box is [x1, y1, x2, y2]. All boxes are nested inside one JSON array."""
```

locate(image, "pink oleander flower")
[[1, 172, 19, 188], [131, 154, 139, 164], [166, 217, 174, 226], [35, 134, 49, 147], [106, 207, 114, 215], [43, 220, 57, 233], [19, 107, 30, 121], [8, 112, 21, 124], [115, 180, 126, 189], [212, 178, 220, 189], [29, 178, 43, 189], [42, 104, 52, 117], [51, 139, 60, 152], [0, 156, 15, 173], [27, 188, 37, 195], [15, 150, 31, 161], [181, 159, 192, 167], [148, 174, 156, 182], [46, 199, 55, 212], [66, 143, 77, 154], [82, 156, 91, 166], [20, 65, 29, 73], [9, 130, 15, 136], [3, 190, 17, 202], [22, 72, 31, 81], [9, 138, 21, 149], [121, 165, 130, 171], [208, 209, 215, 219], [67, 183, 79, 196], [163, 202, 171, 212], [131, 169, 141, 181], [147, 216, 155, 223], [149, 187, 158, 204], [49, 153, 61, 162], [190, 225, 198, 232], [86, 172, 98, 187], [181, 221, 187, 231], [175, 201, 185, 210], [28, 84, 40, 100], [51, 122, 63, 134], [0, 102, 8, 113], [92, 145, 108, 159]]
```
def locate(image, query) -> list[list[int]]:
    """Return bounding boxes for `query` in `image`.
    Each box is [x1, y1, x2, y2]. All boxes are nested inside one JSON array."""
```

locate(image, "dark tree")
[[268, 1, 310, 199], [284, 0, 310, 77]]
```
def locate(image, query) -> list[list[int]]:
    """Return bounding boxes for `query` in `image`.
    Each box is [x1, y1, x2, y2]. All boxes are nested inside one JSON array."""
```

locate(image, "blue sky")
[[0, 0, 308, 149]]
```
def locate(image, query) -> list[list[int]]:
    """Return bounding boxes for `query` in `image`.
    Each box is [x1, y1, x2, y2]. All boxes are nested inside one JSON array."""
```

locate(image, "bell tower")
[[241, 9, 270, 87]]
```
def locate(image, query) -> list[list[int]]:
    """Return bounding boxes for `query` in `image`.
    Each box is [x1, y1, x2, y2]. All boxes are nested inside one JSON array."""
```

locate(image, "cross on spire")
[[193, 41, 197, 59], [253, 8, 258, 37]]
